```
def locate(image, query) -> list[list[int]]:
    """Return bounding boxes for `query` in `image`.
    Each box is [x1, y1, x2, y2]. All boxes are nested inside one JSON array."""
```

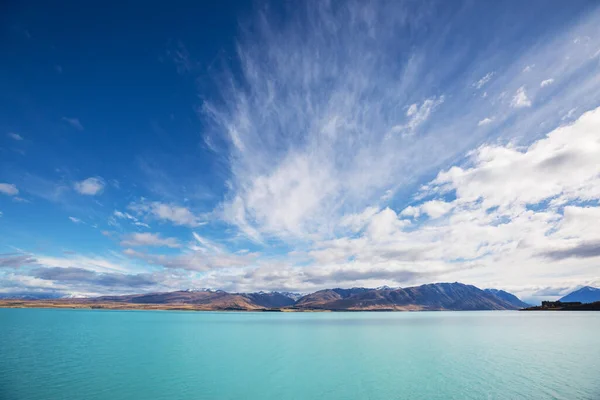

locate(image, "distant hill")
[[0, 283, 529, 311], [484, 289, 530, 308], [95, 290, 299, 310], [559, 286, 600, 304]]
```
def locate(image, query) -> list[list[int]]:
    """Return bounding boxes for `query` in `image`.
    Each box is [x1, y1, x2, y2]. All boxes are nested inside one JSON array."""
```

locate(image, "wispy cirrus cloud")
[[7, 132, 23, 141], [204, 1, 600, 247], [128, 200, 205, 227], [62, 117, 84, 131], [120, 232, 181, 248], [473, 72, 495, 89]]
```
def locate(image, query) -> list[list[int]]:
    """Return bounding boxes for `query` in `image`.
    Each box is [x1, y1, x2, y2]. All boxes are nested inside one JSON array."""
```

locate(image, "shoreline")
[[0, 300, 513, 312]]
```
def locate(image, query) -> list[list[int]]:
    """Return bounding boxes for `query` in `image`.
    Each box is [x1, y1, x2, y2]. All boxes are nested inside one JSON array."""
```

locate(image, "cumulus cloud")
[[431, 107, 600, 209], [420, 200, 453, 219], [198, 107, 600, 294], [120, 232, 180, 248], [0, 183, 18, 196], [74, 177, 105, 195]]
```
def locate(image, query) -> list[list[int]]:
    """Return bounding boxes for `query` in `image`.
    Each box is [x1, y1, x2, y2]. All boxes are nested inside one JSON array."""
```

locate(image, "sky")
[[1, 1, 600, 303]]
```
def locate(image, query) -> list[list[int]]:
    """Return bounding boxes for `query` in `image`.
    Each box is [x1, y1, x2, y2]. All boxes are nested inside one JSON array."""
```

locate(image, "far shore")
[[0, 299, 506, 312]]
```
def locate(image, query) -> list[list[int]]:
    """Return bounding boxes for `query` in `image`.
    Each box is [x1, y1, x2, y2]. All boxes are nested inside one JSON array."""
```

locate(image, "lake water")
[[1, 309, 599, 400]]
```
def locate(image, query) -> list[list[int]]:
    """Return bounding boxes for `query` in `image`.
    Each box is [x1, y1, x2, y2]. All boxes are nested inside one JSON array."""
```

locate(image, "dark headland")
[[521, 301, 600, 311]]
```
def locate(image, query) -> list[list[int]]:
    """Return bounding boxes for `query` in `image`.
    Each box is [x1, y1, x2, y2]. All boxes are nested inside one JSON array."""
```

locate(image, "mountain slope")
[[295, 288, 370, 308], [484, 289, 530, 308], [243, 292, 297, 308], [559, 286, 600, 304], [94, 290, 299, 310], [95, 290, 263, 310]]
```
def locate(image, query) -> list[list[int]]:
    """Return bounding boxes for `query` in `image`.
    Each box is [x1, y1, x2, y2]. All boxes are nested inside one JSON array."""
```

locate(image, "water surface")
[[1, 309, 599, 399]]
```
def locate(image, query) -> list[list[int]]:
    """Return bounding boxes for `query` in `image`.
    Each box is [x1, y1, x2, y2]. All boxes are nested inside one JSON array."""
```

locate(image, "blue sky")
[[1, 1, 600, 303]]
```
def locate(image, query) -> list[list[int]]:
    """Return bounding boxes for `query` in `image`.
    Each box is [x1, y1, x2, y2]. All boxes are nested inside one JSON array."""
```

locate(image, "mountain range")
[[558, 286, 600, 304], [14, 283, 600, 312], [11, 282, 530, 311]]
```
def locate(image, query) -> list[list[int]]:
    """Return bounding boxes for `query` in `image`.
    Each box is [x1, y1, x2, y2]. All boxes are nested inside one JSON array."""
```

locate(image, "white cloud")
[[202, 2, 600, 260], [540, 78, 554, 87], [365, 208, 409, 241], [562, 108, 578, 121], [34, 253, 134, 274], [510, 86, 532, 108], [380, 189, 394, 202], [477, 117, 494, 126], [339, 206, 380, 233], [62, 117, 84, 131], [433, 107, 600, 209], [114, 210, 135, 220], [393, 96, 445, 135], [400, 205, 420, 218], [473, 72, 494, 89], [406, 103, 418, 116], [522, 64, 534, 72], [206, 106, 600, 295], [129, 201, 204, 227], [420, 200, 453, 219], [123, 238, 256, 272], [0, 183, 18, 196], [68, 217, 82, 224], [120, 232, 180, 248], [74, 177, 105, 196], [7, 132, 23, 141]]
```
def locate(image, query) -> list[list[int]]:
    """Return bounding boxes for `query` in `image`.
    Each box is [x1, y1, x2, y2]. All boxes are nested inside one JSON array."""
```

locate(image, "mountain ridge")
[[0, 282, 531, 311], [559, 286, 600, 304]]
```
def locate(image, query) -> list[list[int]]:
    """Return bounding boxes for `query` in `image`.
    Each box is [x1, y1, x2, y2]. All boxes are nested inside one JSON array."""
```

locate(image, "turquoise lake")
[[1, 309, 599, 399]]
